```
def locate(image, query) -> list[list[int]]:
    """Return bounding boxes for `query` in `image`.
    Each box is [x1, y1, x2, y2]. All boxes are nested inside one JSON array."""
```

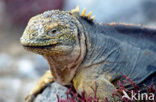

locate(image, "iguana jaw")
[[20, 37, 64, 55], [22, 44, 58, 55]]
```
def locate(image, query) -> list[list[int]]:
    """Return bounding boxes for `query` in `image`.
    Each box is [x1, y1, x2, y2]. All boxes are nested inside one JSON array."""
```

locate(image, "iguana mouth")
[[23, 44, 57, 49]]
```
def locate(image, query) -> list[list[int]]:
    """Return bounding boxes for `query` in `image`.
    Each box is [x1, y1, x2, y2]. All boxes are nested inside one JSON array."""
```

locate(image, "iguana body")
[[20, 7, 156, 101]]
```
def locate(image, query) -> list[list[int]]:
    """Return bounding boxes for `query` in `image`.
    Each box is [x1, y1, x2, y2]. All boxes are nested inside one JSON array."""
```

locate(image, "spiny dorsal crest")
[[71, 6, 95, 21]]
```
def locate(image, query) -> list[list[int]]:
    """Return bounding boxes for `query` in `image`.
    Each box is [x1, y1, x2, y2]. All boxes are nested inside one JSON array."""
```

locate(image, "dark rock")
[[34, 82, 68, 102]]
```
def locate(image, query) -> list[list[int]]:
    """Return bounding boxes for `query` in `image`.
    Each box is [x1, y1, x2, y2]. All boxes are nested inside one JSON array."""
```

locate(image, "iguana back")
[[79, 18, 156, 86]]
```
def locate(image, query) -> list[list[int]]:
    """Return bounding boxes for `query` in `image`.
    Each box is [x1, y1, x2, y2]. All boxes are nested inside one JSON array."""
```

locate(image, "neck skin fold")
[[44, 20, 87, 85]]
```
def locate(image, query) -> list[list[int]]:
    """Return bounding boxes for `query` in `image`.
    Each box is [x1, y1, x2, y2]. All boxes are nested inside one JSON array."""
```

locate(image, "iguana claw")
[[25, 94, 35, 102], [25, 70, 53, 102]]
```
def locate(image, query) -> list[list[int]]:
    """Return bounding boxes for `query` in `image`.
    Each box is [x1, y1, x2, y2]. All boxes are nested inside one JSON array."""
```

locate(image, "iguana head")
[[20, 7, 94, 85], [21, 10, 77, 55]]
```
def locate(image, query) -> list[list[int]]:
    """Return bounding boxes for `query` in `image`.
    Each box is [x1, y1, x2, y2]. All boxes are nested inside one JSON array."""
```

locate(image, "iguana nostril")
[[32, 33, 37, 37]]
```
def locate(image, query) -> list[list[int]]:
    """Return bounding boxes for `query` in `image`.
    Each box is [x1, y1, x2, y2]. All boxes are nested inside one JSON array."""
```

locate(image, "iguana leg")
[[25, 70, 54, 102], [72, 68, 120, 102]]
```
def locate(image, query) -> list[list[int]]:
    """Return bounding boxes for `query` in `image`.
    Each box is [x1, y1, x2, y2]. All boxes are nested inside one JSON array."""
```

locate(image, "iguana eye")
[[47, 29, 59, 37], [51, 29, 57, 33]]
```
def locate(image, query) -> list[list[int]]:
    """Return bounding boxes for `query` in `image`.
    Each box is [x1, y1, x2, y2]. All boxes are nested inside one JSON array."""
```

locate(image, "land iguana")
[[20, 6, 156, 102]]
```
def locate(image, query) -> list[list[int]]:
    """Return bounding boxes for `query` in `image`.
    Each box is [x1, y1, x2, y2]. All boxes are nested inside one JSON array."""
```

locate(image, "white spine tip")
[[91, 15, 95, 20]]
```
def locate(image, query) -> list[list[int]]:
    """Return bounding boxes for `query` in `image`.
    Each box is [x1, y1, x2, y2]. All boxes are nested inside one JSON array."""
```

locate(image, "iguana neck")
[[44, 46, 81, 85]]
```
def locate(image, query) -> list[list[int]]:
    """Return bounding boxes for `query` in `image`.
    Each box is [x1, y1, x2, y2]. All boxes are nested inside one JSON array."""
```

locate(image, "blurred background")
[[0, 0, 156, 102]]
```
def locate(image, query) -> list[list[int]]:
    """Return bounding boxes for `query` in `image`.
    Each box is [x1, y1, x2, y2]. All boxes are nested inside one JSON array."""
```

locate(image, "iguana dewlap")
[[20, 7, 156, 101]]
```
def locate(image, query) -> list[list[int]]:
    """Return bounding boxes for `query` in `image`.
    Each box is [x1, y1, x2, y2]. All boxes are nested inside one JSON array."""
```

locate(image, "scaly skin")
[[20, 7, 156, 102]]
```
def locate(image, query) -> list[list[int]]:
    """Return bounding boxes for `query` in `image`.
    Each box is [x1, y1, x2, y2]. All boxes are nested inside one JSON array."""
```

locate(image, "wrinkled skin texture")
[[20, 9, 156, 102]]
